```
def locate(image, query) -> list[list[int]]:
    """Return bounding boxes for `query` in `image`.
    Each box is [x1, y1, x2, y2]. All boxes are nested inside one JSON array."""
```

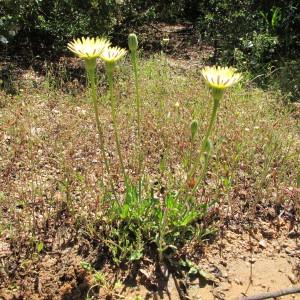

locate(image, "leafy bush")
[[0, 0, 191, 56], [277, 60, 300, 102], [0, 0, 121, 55], [196, 0, 300, 73]]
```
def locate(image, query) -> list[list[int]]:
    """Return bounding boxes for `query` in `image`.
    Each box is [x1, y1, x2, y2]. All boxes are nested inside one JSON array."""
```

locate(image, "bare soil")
[[1, 222, 299, 299]]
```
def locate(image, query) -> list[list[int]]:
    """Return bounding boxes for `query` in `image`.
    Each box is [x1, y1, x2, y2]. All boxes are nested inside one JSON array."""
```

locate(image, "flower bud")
[[161, 38, 170, 47], [190, 120, 198, 141], [128, 33, 138, 52], [203, 139, 213, 155]]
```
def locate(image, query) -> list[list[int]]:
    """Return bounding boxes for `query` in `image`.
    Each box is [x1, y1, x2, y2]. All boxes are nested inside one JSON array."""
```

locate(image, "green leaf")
[[36, 241, 44, 253], [129, 250, 143, 261], [198, 269, 217, 282]]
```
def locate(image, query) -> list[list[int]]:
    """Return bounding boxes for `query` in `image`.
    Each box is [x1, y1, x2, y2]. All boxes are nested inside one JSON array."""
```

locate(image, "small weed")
[[103, 184, 216, 266]]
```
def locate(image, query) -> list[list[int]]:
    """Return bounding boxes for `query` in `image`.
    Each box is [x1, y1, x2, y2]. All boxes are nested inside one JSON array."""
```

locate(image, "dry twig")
[[234, 285, 300, 300]]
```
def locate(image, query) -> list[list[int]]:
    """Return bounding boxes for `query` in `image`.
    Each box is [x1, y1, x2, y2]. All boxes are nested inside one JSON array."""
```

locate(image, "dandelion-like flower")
[[201, 66, 242, 90], [67, 37, 110, 60], [99, 46, 127, 65]]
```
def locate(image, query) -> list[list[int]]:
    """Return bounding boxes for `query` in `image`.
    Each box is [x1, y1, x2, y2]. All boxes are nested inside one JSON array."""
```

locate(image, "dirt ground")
[[1, 220, 298, 299], [122, 220, 299, 299]]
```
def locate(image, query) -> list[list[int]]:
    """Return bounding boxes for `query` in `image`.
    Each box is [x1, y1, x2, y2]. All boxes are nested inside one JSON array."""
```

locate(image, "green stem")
[[86, 61, 112, 183], [202, 96, 220, 154], [106, 64, 128, 185], [188, 89, 223, 188], [130, 51, 143, 196], [158, 201, 167, 263], [188, 136, 195, 173]]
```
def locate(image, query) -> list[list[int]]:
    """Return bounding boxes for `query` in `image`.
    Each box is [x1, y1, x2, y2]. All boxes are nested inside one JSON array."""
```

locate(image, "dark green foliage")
[[1, 1, 299, 99], [2, 0, 299, 63], [277, 59, 300, 102], [0, 0, 191, 56], [0, 0, 119, 55], [196, 1, 300, 72]]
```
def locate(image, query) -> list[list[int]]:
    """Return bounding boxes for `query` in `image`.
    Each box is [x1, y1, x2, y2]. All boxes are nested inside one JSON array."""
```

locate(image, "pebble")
[[282, 242, 290, 248], [220, 260, 227, 267], [259, 239, 267, 249], [249, 258, 256, 264], [234, 278, 243, 285], [288, 274, 297, 284]]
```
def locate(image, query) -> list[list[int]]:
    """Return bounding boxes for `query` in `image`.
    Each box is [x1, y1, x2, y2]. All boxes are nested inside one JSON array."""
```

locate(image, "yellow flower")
[[99, 46, 127, 65], [67, 37, 110, 59], [201, 66, 242, 90]]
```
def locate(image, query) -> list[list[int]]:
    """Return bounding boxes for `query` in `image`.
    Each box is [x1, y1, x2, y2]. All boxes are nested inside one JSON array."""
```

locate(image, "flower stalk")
[[67, 37, 120, 201], [128, 33, 143, 196], [106, 64, 128, 185], [99, 46, 127, 185], [85, 60, 111, 180], [188, 66, 241, 192]]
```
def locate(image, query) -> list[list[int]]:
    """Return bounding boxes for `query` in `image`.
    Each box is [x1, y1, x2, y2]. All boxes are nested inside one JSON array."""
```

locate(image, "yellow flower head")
[[67, 37, 110, 59], [99, 46, 127, 65], [201, 66, 242, 90]]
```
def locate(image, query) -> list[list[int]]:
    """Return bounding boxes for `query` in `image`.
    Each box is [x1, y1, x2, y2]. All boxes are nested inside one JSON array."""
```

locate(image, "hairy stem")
[[106, 65, 128, 185], [86, 63, 111, 183], [130, 51, 143, 196], [188, 94, 221, 189]]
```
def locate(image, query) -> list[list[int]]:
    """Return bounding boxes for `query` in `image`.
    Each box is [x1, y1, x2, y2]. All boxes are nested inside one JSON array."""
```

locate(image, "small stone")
[[220, 260, 227, 267], [282, 242, 289, 248], [221, 284, 230, 291], [0, 241, 12, 258], [261, 228, 276, 239], [259, 239, 267, 249], [288, 274, 297, 284], [249, 258, 256, 264]]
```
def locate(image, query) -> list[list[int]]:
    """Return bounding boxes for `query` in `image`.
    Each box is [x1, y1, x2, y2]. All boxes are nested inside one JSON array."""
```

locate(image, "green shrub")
[[196, 0, 300, 74], [277, 60, 300, 102], [0, 0, 191, 55], [1, 0, 119, 55]]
